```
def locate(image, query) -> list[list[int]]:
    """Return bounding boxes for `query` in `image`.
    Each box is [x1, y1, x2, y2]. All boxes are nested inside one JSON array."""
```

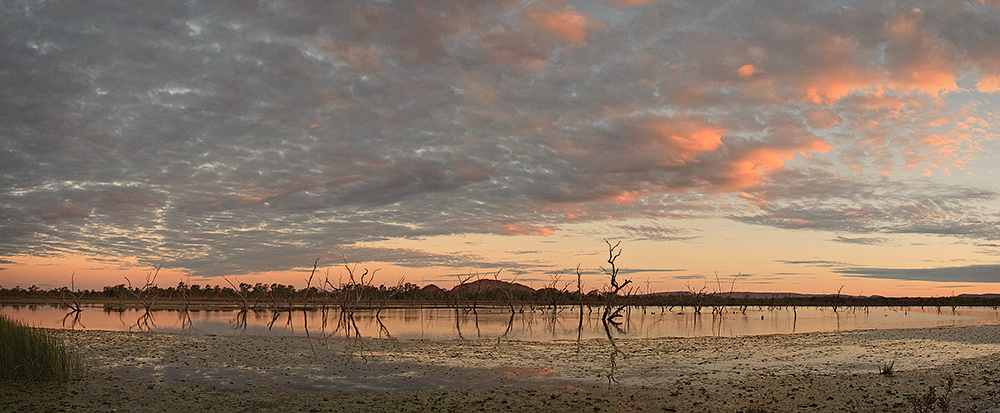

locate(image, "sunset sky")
[[2, 0, 1000, 296]]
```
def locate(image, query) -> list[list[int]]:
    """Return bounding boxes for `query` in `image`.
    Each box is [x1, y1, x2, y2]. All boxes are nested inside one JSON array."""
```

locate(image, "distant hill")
[[958, 293, 1000, 299], [450, 279, 533, 294]]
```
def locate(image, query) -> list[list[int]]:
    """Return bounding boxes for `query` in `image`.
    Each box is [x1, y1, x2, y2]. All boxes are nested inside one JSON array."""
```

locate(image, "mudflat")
[[4, 324, 1000, 412]]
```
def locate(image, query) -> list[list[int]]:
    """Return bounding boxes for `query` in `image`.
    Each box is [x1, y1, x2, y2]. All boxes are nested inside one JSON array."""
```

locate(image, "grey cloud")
[[616, 224, 697, 242], [831, 236, 888, 246], [736, 167, 1000, 239], [836, 264, 1000, 283]]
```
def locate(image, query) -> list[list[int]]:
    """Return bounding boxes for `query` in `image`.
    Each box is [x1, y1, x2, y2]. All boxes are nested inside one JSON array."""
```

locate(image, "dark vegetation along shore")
[[4, 277, 1000, 312], [4, 261, 1000, 314]]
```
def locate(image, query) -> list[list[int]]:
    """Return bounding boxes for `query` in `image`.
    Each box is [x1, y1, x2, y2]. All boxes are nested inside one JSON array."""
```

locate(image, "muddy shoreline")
[[4, 324, 1000, 412]]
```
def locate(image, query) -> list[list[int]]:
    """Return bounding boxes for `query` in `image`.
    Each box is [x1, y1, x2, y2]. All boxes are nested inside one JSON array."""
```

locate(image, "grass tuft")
[[0, 314, 82, 382], [878, 357, 896, 376], [908, 377, 953, 413]]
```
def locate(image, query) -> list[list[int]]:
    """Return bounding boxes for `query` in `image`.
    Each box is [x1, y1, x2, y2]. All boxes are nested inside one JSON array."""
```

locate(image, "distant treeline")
[[2, 279, 1000, 310]]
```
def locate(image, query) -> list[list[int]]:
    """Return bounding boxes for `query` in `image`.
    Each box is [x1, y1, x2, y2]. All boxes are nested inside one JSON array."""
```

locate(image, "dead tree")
[[223, 277, 251, 332], [712, 272, 740, 316], [60, 273, 83, 313], [832, 285, 846, 313], [493, 269, 519, 315], [543, 272, 571, 314], [125, 265, 161, 313], [302, 258, 320, 308], [576, 265, 584, 344], [685, 281, 707, 315], [126, 265, 161, 331], [375, 276, 405, 338], [224, 277, 251, 313], [601, 240, 631, 324], [176, 279, 194, 331]]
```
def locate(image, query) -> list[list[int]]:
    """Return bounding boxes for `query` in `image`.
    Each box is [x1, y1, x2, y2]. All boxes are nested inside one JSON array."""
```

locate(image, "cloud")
[[3, 0, 1000, 279], [776, 260, 847, 268], [737, 167, 1000, 239], [615, 223, 696, 241], [831, 236, 889, 246], [836, 264, 1000, 283], [602, 0, 655, 7]]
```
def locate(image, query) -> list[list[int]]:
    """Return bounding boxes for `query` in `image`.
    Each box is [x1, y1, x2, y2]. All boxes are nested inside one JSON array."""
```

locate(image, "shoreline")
[[3, 324, 1000, 412]]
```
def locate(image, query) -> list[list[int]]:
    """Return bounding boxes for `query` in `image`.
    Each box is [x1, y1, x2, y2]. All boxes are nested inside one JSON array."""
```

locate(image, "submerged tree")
[[601, 240, 632, 324]]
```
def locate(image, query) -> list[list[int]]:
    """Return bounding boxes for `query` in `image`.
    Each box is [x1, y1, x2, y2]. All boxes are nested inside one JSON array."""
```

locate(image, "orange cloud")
[[477, 2, 602, 71], [321, 41, 382, 75], [723, 139, 832, 190], [458, 72, 502, 104], [799, 70, 875, 104], [537, 204, 593, 221], [736, 64, 758, 78], [602, 0, 655, 7], [803, 109, 841, 130], [520, 2, 602, 46], [977, 74, 1000, 93], [39, 202, 89, 221], [497, 224, 556, 236], [883, 7, 959, 94], [601, 190, 644, 204], [633, 117, 726, 166]]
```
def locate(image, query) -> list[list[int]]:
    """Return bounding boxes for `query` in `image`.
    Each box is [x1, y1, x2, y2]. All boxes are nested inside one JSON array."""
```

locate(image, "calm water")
[[3, 304, 999, 341]]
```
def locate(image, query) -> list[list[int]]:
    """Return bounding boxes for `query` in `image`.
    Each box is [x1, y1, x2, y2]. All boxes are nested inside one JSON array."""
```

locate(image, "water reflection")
[[61, 310, 83, 329], [3, 305, 999, 341]]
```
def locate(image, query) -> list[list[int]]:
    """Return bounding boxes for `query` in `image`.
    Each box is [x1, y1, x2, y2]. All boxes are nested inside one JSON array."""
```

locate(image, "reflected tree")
[[61, 310, 84, 330]]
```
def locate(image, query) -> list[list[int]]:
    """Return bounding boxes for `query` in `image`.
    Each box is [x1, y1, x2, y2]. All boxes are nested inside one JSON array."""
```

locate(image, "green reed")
[[0, 314, 82, 381]]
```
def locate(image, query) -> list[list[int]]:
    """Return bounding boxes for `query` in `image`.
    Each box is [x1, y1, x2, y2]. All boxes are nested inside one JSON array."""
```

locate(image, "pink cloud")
[[735, 64, 759, 78], [520, 3, 599, 46], [804, 109, 840, 130], [496, 224, 556, 236], [321, 41, 382, 75], [720, 138, 833, 190], [38, 202, 90, 221], [977, 74, 1000, 93], [627, 117, 726, 166], [882, 7, 959, 94], [480, 2, 602, 69]]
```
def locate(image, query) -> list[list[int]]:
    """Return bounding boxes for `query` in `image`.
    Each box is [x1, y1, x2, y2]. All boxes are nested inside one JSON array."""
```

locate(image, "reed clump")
[[0, 314, 82, 382]]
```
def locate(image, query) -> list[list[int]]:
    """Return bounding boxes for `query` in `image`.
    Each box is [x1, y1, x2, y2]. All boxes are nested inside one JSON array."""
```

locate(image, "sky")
[[2, 0, 1000, 296]]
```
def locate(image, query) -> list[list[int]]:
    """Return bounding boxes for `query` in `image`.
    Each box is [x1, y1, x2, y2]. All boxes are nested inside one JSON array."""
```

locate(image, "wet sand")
[[4, 324, 1000, 412]]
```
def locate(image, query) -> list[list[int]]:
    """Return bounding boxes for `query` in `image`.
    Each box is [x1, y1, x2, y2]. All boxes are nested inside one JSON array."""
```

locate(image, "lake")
[[3, 304, 998, 341]]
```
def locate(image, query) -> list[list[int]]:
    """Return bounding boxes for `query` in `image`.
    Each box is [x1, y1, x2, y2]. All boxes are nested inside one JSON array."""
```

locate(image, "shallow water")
[[3, 304, 998, 341]]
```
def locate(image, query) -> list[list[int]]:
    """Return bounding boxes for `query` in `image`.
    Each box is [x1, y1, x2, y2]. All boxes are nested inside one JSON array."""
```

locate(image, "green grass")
[[0, 314, 82, 381]]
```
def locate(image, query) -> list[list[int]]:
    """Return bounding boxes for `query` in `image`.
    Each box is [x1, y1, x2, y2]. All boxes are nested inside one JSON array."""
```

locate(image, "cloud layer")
[[2, 0, 999, 279]]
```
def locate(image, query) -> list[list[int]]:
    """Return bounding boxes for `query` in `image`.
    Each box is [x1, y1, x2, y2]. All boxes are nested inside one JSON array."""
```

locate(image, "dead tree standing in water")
[[601, 240, 631, 324]]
